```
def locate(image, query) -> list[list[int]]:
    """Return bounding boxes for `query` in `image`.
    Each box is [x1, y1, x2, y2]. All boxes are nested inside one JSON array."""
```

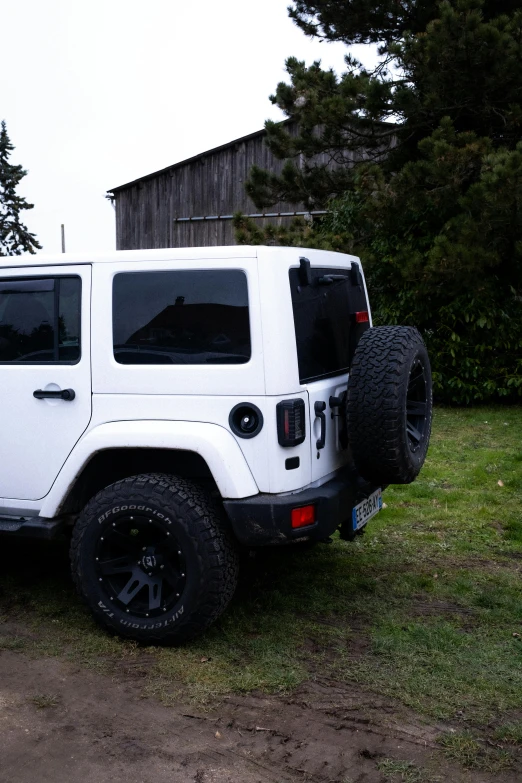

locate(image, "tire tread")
[[346, 326, 432, 484], [70, 473, 239, 644]]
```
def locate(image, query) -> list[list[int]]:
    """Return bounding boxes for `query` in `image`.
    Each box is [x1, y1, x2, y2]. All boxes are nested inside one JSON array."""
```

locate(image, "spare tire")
[[346, 326, 433, 485]]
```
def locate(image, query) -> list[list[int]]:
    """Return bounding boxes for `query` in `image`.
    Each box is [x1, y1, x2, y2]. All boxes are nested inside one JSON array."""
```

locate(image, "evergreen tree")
[[236, 1, 522, 404], [0, 121, 41, 255]]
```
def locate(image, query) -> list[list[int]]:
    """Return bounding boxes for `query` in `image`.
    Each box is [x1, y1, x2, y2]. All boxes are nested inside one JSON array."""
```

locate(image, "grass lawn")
[[1, 406, 521, 771]]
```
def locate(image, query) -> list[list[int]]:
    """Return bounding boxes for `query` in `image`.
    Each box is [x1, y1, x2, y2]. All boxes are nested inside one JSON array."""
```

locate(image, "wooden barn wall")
[[114, 132, 350, 250]]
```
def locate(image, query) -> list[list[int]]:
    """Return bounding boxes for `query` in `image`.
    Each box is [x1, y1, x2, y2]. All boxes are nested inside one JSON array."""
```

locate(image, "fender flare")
[[39, 420, 259, 518]]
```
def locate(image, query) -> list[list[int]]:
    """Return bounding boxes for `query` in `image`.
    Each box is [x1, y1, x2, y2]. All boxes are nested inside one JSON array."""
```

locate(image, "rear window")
[[289, 266, 354, 383], [113, 270, 251, 365]]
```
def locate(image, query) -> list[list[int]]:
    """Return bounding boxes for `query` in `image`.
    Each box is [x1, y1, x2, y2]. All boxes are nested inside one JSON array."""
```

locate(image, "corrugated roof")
[[107, 118, 394, 196], [107, 126, 267, 194]]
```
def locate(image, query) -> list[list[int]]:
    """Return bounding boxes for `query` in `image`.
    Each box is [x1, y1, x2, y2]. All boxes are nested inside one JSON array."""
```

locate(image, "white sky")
[[2, 0, 378, 254]]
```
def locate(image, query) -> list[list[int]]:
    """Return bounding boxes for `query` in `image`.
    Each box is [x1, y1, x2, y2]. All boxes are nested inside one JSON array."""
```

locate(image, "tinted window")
[[113, 270, 251, 365], [0, 276, 81, 363], [289, 267, 352, 383]]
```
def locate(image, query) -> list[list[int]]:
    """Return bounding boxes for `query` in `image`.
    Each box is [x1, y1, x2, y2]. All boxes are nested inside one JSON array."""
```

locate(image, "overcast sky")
[[2, 1, 378, 254]]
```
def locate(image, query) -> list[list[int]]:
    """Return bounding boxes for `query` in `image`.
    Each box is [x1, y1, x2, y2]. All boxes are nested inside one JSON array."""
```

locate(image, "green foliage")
[[0, 120, 41, 255], [237, 1, 522, 404], [494, 722, 522, 745], [320, 127, 522, 403], [233, 211, 347, 250], [437, 730, 514, 772]]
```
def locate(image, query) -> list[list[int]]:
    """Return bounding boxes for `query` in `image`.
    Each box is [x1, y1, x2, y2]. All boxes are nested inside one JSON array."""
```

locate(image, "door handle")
[[314, 400, 326, 450], [33, 388, 76, 401]]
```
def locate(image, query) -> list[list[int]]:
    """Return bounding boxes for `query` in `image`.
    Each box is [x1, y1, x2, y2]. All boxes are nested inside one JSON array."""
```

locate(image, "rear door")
[[0, 265, 92, 500], [288, 262, 370, 482]]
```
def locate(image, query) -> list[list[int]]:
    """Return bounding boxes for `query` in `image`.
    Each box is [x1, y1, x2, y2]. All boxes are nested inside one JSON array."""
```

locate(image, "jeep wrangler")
[[0, 247, 432, 642]]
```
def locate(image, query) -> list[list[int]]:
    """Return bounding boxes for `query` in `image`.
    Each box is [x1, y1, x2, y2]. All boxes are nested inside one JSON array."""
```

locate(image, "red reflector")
[[291, 504, 316, 529], [355, 311, 369, 323]]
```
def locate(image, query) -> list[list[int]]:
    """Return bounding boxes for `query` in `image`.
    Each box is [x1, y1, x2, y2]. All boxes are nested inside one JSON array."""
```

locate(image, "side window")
[[113, 270, 251, 365], [0, 276, 81, 363]]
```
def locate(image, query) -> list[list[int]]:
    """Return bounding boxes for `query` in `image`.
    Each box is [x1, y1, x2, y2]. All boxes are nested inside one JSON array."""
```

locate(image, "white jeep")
[[0, 246, 432, 642]]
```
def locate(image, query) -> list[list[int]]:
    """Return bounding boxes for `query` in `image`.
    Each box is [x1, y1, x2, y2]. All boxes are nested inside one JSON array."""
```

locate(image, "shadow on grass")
[[0, 408, 521, 739], [1, 528, 522, 722]]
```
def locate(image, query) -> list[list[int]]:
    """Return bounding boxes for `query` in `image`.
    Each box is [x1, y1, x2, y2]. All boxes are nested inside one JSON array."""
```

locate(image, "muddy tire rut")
[[1, 650, 517, 783]]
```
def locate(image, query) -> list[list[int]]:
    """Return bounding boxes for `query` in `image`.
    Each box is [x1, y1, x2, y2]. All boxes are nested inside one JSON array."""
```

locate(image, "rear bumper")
[[223, 470, 378, 546]]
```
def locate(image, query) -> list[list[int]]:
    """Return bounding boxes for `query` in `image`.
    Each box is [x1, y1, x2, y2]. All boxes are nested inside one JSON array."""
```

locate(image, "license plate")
[[352, 489, 382, 532]]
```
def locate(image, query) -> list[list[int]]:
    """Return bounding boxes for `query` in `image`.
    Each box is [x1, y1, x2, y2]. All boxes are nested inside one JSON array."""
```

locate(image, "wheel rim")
[[406, 358, 429, 453], [95, 513, 187, 618]]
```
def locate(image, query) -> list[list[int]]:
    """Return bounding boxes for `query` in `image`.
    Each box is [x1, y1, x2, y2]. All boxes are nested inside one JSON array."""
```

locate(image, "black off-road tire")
[[70, 473, 239, 644], [346, 326, 433, 485]]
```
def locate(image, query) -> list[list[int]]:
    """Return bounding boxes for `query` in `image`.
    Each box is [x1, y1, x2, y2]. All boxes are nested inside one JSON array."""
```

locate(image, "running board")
[[0, 516, 66, 539]]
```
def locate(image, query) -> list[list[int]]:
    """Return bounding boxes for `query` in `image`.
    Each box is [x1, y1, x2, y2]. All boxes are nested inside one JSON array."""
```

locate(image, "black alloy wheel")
[[70, 473, 239, 644], [406, 357, 429, 454], [95, 513, 187, 619]]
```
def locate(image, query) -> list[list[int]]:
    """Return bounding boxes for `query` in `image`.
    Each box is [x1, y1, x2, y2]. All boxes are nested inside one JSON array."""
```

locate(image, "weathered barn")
[[107, 126, 333, 250]]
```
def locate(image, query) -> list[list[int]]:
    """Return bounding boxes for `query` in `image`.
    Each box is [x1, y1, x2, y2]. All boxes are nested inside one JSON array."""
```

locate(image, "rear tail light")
[[355, 310, 369, 323], [276, 399, 306, 447], [291, 504, 316, 529]]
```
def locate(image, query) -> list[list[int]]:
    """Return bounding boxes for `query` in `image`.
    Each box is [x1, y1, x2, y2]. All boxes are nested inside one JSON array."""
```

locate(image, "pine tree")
[[0, 121, 41, 255], [237, 1, 522, 404]]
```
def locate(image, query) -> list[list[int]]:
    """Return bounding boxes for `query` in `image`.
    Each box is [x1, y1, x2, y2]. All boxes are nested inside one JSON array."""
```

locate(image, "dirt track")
[[1, 649, 516, 783]]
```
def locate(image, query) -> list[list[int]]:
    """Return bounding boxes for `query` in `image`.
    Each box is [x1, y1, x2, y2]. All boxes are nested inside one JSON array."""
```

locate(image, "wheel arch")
[[56, 447, 217, 516], [39, 420, 259, 518]]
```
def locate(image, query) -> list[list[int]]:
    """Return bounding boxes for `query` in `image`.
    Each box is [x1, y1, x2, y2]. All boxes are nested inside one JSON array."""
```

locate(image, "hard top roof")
[[0, 246, 260, 268], [0, 246, 356, 269]]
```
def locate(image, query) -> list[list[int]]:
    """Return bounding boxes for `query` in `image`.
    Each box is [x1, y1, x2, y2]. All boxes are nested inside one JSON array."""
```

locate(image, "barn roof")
[[107, 126, 267, 195], [108, 116, 396, 198]]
